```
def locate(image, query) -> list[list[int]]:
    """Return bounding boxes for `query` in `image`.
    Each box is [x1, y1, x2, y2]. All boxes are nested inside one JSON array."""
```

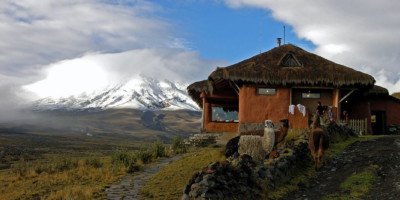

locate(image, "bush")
[[12, 160, 29, 177], [136, 149, 153, 164], [172, 136, 187, 154], [54, 158, 78, 172], [112, 148, 131, 167], [151, 140, 166, 158], [85, 157, 103, 168]]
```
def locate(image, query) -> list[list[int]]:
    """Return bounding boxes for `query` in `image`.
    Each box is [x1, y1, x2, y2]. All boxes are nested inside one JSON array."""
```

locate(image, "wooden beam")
[[229, 80, 240, 95], [339, 89, 356, 103]]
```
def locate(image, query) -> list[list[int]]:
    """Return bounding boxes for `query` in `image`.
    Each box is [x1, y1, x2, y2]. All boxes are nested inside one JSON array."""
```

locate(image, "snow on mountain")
[[31, 75, 200, 111]]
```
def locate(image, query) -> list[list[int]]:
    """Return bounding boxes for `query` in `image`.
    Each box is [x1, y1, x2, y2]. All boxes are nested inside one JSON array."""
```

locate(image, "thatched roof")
[[187, 44, 376, 108], [364, 86, 400, 103], [209, 44, 375, 88], [187, 80, 213, 108], [366, 85, 389, 96]]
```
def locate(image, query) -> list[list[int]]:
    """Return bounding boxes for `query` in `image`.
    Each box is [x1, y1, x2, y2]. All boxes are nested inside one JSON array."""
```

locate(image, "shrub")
[[151, 140, 166, 158], [54, 158, 78, 172], [34, 163, 48, 174], [112, 148, 133, 167], [85, 157, 103, 168], [172, 136, 187, 154], [136, 149, 153, 164], [12, 160, 29, 177]]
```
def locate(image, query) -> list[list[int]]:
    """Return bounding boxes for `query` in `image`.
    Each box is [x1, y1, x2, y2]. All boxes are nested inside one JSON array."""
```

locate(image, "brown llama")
[[309, 115, 329, 170]]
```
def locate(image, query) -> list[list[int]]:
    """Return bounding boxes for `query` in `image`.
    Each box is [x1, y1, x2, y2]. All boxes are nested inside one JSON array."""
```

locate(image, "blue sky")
[[157, 0, 314, 63], [0, 0, 400, 103]]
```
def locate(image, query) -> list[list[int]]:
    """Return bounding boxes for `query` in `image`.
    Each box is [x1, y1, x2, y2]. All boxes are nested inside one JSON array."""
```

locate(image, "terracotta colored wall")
[[203, 101, 238, 133], [288, 108, 309, 129], [204, 122, 239, 132], [369, 97, 400, 125], [239, 87, 290, 124], [349, 101, 372, 134]]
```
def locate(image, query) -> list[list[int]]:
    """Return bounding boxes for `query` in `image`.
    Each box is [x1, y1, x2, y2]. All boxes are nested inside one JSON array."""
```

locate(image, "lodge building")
[[187, 44, 400, 141]]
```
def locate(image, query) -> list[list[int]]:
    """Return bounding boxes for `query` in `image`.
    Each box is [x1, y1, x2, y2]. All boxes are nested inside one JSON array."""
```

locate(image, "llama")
[[269, 119, 290, 159], [236, 120, 275, 161], [274, 119, 290, 146], [309, 115, 329, 170]]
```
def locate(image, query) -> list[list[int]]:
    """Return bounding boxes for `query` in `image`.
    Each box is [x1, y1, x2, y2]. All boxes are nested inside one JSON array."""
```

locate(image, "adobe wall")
[[369, 97, 400, 125], [348, 100, 372, 134], [239, 87, 290, 124]]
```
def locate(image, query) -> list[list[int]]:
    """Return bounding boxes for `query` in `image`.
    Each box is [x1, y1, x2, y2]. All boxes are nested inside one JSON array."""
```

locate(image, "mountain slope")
[[32, 75, 199, 111]]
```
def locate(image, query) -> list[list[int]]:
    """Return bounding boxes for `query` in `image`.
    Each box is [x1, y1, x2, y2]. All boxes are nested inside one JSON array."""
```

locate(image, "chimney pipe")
[[277, 38, 282, 46]]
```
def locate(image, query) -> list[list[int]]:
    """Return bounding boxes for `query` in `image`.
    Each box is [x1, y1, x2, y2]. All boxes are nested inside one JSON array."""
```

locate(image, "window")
[[258, 88, 276, 95], [211, 107, 238, 122], [302, 92, 320, 98], [371, 115, 376, 123], [280, 53, 302, 67]]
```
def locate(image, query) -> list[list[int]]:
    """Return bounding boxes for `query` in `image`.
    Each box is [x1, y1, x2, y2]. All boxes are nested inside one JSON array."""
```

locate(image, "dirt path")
[[283, 135, 400, 200], [105, 155, 182, 200]]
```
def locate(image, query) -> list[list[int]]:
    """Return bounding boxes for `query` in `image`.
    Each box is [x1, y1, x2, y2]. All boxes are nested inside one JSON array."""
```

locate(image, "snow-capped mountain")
[[32, 75, 199, 111]]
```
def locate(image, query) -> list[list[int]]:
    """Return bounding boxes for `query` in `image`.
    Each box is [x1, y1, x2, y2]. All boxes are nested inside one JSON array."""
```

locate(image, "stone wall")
[[182, 122, 354, 200], [182, 141, 310, 200]]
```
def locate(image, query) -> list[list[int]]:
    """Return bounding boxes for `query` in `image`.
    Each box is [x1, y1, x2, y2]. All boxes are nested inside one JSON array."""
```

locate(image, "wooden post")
[[200, 92, 206, 132]]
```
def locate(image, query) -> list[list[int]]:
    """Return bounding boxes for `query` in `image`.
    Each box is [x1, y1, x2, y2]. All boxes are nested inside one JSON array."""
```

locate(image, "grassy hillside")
[[392, 92, 400, 99], [1, 109, 201, 142]]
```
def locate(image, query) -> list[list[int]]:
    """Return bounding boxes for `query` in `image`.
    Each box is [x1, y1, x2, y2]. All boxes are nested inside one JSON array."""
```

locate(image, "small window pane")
[[258, 88, 276, 95], [211, 107, 238, 122], [302, 93, 320, 98]]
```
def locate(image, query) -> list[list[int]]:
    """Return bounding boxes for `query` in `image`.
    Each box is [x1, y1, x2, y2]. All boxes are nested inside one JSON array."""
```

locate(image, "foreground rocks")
[[182, 142, 310, 200], [182, 122, 362, 200]]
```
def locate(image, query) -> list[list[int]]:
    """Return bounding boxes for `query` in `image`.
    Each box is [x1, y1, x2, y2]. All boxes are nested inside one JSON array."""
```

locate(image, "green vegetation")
[[323, 165, 378, 200], [139, 147, 225, 199], [151, 140, 166, 158], [0, 131, 172, 200], [266, 135, 380, 199], [1, 156, 126, 200], [172, 136, 187, 154]]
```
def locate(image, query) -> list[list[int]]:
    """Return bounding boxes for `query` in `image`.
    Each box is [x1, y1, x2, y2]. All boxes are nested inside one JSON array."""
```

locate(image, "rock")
[[208, 162, 220, 170], [183, 184, 191, 194], [181, 194, 189, 200], [258, 169, 267, 178], [225, 136, 240, 157]]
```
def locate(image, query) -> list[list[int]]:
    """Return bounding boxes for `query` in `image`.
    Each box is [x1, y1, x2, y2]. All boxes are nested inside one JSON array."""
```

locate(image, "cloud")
[[0, 0, 223, 119], [0, 0, 176, 75], [24, 49, 225, 98], [223, 0, 400, 93]]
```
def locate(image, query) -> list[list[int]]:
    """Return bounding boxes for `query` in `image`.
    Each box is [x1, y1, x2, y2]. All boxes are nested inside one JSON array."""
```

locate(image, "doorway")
[[371, 111, 385, 135]]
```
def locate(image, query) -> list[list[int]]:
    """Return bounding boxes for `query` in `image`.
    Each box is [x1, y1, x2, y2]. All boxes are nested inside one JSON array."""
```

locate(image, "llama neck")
[[311, 117, 319, 130]]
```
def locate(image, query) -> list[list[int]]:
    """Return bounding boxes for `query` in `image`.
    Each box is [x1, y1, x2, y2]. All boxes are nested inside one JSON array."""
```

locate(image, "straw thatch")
[[366, 85, 389, 96], [187, 80, 213, 108], [209, 44, 375, 88], [187, 44, 376, 108]]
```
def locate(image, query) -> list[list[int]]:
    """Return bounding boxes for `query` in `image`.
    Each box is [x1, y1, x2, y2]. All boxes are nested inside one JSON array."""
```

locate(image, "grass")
[[322, 165, 379, 200], [139, 147, 226, 199], [266, 135, 380, 199], [0, 156, 127, 200]]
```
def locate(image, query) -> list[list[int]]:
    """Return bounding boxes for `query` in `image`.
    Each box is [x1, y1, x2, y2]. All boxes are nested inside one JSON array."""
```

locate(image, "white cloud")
[[224, 0, 400, 94], [0, 0, 222, 118], [0, 0, 182, 77], [24, 49, 225, 98]]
